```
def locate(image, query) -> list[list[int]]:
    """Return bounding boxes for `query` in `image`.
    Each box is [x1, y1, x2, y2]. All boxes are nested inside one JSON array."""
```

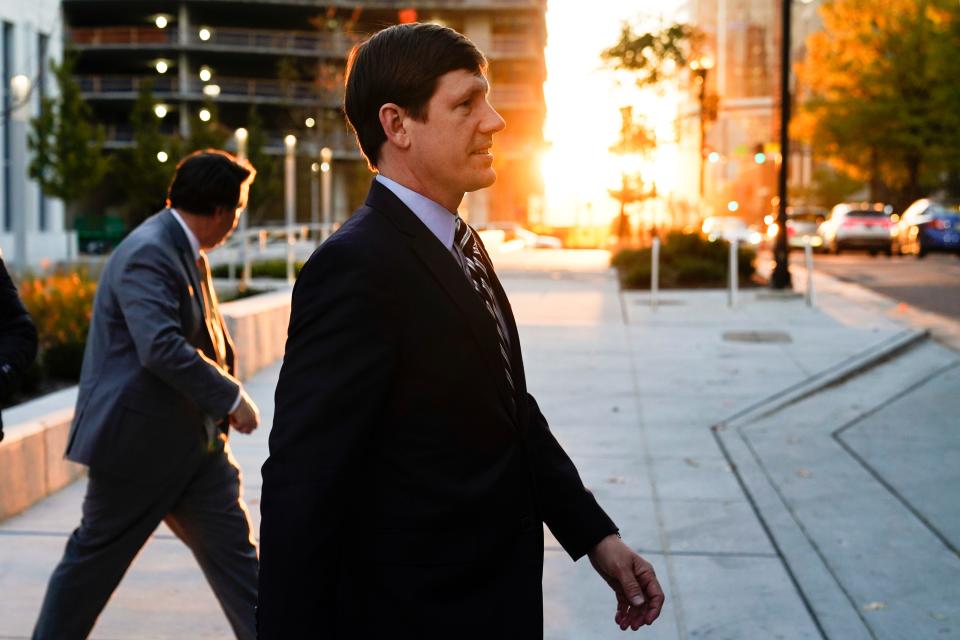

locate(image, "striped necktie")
[[453, 217, 514, 394]]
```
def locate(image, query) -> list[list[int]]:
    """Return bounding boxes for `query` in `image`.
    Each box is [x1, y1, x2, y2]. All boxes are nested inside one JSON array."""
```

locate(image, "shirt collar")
[[375, 174, 457, 251], [169, 208, 201, 261]]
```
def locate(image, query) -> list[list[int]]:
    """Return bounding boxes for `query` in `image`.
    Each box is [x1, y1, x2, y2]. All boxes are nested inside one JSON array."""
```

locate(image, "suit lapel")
[[365, 181, 518, 421], [159, 210, 205, 312]]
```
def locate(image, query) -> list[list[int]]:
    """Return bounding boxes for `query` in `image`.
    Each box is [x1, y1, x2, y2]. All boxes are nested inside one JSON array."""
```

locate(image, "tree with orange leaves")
[[795, 0, 960, 207]]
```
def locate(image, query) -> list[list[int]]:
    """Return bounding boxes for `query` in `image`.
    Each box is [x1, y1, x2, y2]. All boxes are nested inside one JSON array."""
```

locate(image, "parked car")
[[476, 222, 562, 249], [818, 203, 894, 255], [765, 207, 828, 250], [892, 198, 960, 258], [701, 216, 762, 246]]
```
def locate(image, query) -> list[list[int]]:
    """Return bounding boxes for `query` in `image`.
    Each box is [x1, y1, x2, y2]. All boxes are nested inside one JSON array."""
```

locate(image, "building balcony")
[[77, 74, 340, 108], [488, 34, 542, 60], [489, 83, 542, 110], [102, 124, 359, 157], [147, 0, 546, 9], [69, 26, 359, 58]]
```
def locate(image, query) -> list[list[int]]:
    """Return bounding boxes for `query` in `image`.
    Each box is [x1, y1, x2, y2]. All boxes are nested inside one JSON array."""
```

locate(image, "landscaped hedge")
[[612, 231, 756, 289], [211, 259, 305, 280], [16, 269, 97, 394]]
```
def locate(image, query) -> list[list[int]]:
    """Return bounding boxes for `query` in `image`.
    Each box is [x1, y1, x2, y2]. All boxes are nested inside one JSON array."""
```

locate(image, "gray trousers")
[[32, 442, 258, 640]]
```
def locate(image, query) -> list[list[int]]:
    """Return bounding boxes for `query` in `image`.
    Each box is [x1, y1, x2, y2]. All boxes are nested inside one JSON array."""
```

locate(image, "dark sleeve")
[[257, 239, 397, 638], [526, 392, 619, 561], [0, 258, 39, 400], [114, 245, 240, 417]]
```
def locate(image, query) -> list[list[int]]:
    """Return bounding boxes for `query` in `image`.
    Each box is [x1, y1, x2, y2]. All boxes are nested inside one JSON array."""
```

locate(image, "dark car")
[[892, 199, 960, 258]]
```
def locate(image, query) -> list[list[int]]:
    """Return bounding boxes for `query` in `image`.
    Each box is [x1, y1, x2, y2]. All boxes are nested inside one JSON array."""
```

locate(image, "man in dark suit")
[[34, 151, 261, 640], [258, 24, 664, 638], [0, 252, 38, 439]]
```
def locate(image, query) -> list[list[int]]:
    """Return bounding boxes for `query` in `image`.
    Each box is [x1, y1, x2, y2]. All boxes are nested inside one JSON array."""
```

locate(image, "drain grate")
[[723, 330, 792, 343]]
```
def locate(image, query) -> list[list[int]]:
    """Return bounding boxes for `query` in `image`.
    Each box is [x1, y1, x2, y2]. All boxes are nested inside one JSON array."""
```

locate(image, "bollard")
[[728, 237, 739, 308], [804, 237, 814, 307], [651, 237, 660, 310], [241, 231, 252, 289]]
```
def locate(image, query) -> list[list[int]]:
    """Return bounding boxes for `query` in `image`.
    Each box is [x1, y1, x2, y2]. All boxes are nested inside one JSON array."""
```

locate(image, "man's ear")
[[379, 103, 411, 150]]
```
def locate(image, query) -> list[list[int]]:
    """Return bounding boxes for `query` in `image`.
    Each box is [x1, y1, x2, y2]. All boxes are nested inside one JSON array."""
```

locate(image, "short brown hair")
[[166, 149, 256, 216], [344, 23, 487, 169]]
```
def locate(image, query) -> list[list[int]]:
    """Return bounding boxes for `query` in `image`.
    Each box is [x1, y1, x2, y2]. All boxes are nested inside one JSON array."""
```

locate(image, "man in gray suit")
[[34, 150, 261, 640]]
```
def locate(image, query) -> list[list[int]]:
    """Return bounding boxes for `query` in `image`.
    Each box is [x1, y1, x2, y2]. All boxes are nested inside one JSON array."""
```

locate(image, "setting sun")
[[541, 2, 687, 229]]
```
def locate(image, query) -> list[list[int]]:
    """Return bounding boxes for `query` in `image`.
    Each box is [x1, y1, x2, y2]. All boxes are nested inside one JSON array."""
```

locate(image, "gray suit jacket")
[[66, 209, 240, 483]]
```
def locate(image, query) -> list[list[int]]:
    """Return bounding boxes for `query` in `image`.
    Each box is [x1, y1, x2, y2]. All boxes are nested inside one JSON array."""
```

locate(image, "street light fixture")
[[284, 135, 297, 284], [153, 104, 168, 118], [155, 60, 169, 74], [154, 15, 169, 29], [305, 117, 316, 128], [199, 108, 211, 122], [320, 146, 333, 230], [202, 84, 220, 97], [198, 27, 212, 42], [157, 151, 169, 163], [199, 66, 213, 82]]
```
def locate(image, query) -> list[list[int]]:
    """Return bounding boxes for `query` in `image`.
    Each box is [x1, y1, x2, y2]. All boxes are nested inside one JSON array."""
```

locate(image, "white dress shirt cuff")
[[229, 388, 243, 414]]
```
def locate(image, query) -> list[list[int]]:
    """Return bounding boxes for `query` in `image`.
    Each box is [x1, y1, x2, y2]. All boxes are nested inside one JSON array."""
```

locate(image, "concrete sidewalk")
[[1, 250, 958, 639]]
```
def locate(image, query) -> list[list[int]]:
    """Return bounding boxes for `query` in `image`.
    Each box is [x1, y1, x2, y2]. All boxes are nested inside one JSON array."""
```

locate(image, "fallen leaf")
[[796, 468, 812, 478], [684, 458, 700, 468], [862, 602, 887, 612], [607, 476, 626, 484]]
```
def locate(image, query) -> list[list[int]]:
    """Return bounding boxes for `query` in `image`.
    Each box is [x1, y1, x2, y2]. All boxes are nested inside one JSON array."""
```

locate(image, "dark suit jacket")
[[65, 210, 240, 483], [258, 180, 617, 639], [0, 256, 38, 433]]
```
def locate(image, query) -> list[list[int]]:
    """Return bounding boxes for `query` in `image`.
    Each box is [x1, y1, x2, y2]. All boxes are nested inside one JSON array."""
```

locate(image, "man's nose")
[[482, 101, 506, 134]]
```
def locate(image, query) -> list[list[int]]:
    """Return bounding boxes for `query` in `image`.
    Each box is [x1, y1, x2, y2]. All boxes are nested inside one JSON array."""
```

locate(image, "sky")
[[540, 0, 687, 227]]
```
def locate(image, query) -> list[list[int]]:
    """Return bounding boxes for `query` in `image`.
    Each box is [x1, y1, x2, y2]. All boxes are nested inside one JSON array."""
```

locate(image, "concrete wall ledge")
[[0, 288, 293, 522]]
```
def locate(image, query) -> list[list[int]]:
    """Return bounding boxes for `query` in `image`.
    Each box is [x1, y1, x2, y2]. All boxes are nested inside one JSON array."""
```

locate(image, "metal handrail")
[[77, 74, 338, 106]]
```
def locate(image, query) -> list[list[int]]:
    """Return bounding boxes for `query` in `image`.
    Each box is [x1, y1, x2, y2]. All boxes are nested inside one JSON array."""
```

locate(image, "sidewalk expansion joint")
[[832, 360, 960, 559], [708, 329, 945, 639]]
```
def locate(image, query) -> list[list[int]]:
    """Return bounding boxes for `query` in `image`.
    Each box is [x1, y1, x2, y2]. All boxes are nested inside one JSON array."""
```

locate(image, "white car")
[[818, 203, 894, 255], [701, 217, 762, 245]]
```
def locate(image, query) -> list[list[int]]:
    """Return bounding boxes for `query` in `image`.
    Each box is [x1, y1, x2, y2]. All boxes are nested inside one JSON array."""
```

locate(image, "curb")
[[714, 327, 928, 432], [711, 329, 929, 639]]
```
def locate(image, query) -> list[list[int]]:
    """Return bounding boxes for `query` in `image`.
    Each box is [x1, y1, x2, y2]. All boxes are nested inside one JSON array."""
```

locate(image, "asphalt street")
[[794, 251, 960, 321]]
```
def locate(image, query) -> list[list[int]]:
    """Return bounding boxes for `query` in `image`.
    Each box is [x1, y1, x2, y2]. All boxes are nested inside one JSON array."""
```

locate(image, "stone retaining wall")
[[0, 289, 292, 521]]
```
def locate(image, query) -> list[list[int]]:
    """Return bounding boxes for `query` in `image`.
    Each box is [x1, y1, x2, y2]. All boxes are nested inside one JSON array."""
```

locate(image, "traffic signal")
[[753, 143, 766, 164]]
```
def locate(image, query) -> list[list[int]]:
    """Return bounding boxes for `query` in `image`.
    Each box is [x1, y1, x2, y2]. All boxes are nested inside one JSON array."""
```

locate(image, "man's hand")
[[229, 389, 260, 434], [588, 533, 664, 631]]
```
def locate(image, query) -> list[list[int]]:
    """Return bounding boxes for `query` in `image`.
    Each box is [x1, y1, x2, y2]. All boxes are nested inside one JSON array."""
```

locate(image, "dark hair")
[[344, 23, 487, 169], [166, 149, 256, 216]]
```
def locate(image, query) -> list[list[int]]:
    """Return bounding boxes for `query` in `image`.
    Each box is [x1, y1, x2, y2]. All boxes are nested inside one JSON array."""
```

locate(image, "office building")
[[0, 0, 74, 268], [63, 0, 547, 226]]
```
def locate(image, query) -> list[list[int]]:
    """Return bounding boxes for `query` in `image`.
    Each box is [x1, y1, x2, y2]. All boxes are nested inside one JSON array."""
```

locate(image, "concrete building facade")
[[683, 0, 823, 223], [62, 0, 546, 227], [0, 0, 75, 268]]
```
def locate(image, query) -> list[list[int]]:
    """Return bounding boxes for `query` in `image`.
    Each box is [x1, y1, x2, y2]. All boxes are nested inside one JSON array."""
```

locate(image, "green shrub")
[[211, 260, 305, 279], [612, 232, 756, 289]]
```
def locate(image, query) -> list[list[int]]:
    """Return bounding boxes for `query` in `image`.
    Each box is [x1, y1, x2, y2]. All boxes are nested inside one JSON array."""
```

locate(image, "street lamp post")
[[284, 134, 297, 285], [320, 146, 333, 237], [691, 55, 715, 202], [771, 0, 794, 289], [10, 74, 31, 270], [234, 127, 250, 289]]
